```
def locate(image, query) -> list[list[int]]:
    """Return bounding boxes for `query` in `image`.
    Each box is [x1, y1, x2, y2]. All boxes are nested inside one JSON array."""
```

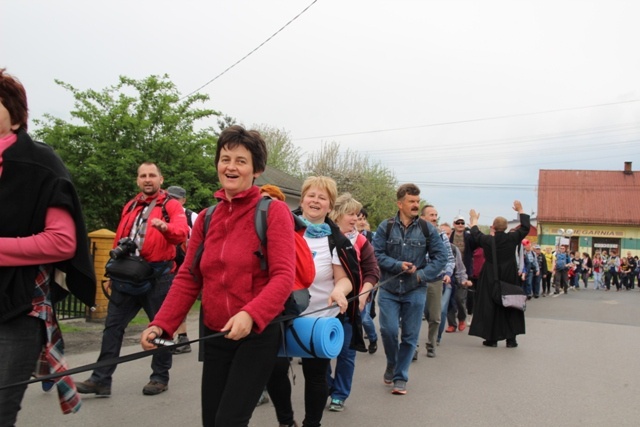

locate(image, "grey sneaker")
[[75, 379, 111, 397], [329, 398, 345, 412], [256, 389, 269, 406], [383, 364, 394, 385], [142, 380, 168, 396], [391, 380, 407, 395], [426, 345, 436, 358], [172, 335, 192, 354]]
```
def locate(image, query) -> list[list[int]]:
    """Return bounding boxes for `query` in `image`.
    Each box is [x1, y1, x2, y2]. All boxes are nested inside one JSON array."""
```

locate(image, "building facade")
[[537, 162, 640, 256]]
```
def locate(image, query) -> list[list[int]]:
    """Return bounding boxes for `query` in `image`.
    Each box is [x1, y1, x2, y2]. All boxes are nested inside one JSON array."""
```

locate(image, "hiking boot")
[[391, 380, 407, 395], [75, 379, 111, 397], [426, 345, 436, 358], [329, 398, 345, 412], [383, 364, 394, 385], [142, 380, 168, 396], [368, 339, 378, 354], [172, 335, 192, 354]]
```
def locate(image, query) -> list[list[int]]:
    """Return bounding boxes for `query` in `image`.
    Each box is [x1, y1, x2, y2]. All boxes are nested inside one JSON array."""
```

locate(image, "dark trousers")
[[543, 272, 552, 294], [447, 285, 467, 326], [202, 322, 280, 427], [554, 270, 569, 293], [0, 316, 45, 427], [268, 356, 331, 427], [90, 272, 173, 387], [604, 271, 620, 290]]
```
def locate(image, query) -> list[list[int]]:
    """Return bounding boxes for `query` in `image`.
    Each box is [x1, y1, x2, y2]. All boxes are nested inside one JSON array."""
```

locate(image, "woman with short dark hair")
[[142, 125, 296, 426]]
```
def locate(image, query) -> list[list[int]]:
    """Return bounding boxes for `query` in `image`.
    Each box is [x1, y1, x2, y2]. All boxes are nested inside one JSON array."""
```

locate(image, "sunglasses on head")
[[454, 221, 465, 225]]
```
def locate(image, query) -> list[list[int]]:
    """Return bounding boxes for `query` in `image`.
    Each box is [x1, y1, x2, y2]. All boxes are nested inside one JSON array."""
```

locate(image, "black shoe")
[[482, 340, 497, 348], [506, 339, 518, 348], [75, 379, 111, 397], [368, 339, 378, 354], [412, 348, 418, 361]]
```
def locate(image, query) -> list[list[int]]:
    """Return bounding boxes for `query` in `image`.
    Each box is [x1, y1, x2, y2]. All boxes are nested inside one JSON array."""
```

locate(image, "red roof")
[[537, 167, 640, 226]]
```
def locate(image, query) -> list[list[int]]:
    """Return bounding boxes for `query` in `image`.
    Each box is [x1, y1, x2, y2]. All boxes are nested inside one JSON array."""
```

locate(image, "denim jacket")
[[373, 213, 447, 295]]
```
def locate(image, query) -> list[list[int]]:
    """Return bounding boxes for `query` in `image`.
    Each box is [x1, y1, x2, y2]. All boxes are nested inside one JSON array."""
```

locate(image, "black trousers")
[[267, 356, 331, 427], [201, 322, 280, 427]]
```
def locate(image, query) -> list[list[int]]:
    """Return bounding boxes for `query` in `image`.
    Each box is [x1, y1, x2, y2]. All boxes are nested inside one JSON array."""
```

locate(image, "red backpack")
[[190, 197, 315, 314]]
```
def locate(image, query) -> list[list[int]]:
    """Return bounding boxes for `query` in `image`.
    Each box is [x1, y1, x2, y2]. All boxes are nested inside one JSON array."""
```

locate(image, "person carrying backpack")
[[325, 193, 380, 413], [267, 176, 363, 427], [165, 185, 198, 354], [553, 245, 571, 294], [141, 126, 296, 426]]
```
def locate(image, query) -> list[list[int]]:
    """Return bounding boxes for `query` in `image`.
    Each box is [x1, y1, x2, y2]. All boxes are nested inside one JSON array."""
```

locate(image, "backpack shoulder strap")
[[386, 217, 395, 238], [253, 196, 272, 271], [188, 205, 217, 280], [185, 208, 194, 228], [160, 198, 171, 223], [418, 218, 431, 247]]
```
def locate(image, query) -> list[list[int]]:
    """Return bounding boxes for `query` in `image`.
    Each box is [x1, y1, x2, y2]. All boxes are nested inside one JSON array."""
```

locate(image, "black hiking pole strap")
[[1, 271, 406, 391]]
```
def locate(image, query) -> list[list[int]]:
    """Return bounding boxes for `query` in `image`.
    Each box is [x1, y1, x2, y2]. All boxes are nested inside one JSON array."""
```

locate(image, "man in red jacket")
[[75, 162, 189, 397]]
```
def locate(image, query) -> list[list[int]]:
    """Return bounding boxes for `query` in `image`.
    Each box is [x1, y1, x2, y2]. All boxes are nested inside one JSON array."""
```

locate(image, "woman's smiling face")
[[301, 186, 332, 224], [217, 144, 259, 199]]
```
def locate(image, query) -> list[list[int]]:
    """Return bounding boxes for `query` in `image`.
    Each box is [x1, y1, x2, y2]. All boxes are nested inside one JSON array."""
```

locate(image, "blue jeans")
[[524, 273, 533, 296], [327, 317, 355, 401], [90, 271, 173, 386], [437, 285, 453, 342], [361, 294, 377, 342], [532, 274, 541, 296], [0, 316, 44, 426], [378, 286, 426, 383]]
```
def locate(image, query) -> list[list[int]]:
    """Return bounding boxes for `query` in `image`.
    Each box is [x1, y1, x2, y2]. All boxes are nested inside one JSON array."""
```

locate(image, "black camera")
[[109, 237, 138, 260]]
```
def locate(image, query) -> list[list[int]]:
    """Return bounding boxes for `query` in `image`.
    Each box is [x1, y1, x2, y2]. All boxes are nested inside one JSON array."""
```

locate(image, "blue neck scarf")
[[301, 217, 332, 238]]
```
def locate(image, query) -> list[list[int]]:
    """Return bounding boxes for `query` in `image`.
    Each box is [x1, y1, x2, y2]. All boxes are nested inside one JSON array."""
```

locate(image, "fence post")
[[88, 229, 116, 321]]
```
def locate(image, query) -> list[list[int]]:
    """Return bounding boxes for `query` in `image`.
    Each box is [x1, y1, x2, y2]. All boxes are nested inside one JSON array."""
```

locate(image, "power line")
[[294, 99, 640, 141], [180, 0, 319, 100]]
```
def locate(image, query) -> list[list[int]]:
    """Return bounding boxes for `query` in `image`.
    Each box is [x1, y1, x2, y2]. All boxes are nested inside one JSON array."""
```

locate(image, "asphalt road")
[[17, 287, 640, 426]]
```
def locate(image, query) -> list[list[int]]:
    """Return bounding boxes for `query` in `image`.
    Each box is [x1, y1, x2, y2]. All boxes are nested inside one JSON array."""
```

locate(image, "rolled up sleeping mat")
[[278, 317, 344, 359]]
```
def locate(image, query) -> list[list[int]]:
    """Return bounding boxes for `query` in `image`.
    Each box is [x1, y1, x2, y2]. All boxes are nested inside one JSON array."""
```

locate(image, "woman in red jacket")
[[141, 125, 296, 426]]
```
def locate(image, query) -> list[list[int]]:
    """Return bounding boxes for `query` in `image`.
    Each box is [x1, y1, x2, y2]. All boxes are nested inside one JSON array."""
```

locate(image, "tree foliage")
[[33, 74, 220, 231], [304, 141, 398, 228], [251, 124, 302, 177]]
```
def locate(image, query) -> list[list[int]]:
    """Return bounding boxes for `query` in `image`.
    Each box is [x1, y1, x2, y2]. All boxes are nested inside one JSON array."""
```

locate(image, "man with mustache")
[[372, 183, 447, 395]]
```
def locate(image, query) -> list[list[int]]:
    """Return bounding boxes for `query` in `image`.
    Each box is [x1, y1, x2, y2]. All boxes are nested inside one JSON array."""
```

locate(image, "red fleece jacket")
[[151, 186, 295, 336]]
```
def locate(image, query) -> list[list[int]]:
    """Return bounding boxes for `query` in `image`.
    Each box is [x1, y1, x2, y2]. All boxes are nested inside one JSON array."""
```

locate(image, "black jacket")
[[0, 130, 95, 322], [450, 229, 477, 277]]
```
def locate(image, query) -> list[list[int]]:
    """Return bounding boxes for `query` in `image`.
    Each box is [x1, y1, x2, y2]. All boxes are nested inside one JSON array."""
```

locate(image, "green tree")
[[304, 141, 397, 228], [33, 74, 220, 230], [251, 124, 302, 177]]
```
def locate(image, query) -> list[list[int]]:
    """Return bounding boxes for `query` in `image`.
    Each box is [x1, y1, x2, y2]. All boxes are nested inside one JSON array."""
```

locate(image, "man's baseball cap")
[[167, 186, 187, 199], [534, 244, 541, 249], [522, 239, 531, 246], [453, 215, 465, 223]]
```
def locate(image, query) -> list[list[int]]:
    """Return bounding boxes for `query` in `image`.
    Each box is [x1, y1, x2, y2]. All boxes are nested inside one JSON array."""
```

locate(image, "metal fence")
[[55, 238, 95, 320]]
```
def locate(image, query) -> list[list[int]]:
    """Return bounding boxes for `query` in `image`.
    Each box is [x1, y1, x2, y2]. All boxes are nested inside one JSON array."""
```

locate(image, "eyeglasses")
[[454, 221, 465, 225]]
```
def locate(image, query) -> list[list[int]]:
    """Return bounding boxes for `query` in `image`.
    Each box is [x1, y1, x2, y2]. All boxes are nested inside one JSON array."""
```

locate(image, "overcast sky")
[[3, 0, 640, 225]]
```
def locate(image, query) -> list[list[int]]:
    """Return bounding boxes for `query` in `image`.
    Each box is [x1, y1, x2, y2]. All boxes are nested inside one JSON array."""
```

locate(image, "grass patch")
[[59, 324, 87, 333]]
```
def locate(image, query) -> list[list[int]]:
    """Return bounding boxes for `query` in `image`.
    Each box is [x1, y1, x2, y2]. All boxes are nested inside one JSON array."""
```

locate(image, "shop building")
[[536, 161, 640, 256]]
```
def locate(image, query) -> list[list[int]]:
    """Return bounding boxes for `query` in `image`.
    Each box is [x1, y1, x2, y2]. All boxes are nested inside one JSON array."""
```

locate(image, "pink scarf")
[[0, 132, 18, 175]]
